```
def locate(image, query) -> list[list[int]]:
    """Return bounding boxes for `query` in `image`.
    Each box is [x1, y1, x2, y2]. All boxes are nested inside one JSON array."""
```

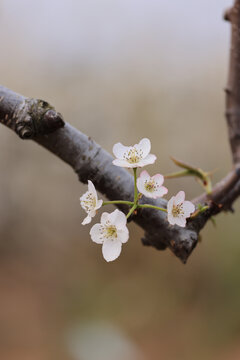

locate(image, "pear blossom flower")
[[80, 180, 103, 225], [112, 138, 156, 168], [90, 209, 129, 262], [137, 170, 168, 199], [167, 191, 195, 227]]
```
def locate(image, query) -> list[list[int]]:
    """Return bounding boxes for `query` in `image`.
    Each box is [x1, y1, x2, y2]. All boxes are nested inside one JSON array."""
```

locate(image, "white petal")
[[152, 186, 168, 199], [174, 216, 187, 228], [80, 191, 88, 204], [117, 228, 129, 243], [108, 209, 127, 228], [89, 209, 96, 217], [139, 170, 150, 181], [87, 180, 96, 196], [107, 209, 118, 224], [174, 191, 185, 205], [139, 189, 154, 198], [82, 215, 92, 225], [100, 212, 109, 225], [80, 189, 96, 213], [120, 162, 139, 168], [167, 197, 174, 214], [90, 224, 104, 243], [102, 239, 122, 262], [135, 138, 151, 158], [112, 143, 131, 160], [167, 213, 176, 226], [136, 177, 147, 195], [95, 199, 103, 210], [143, 192, 156, 199], [152, 174, 164, 187], [182, 201, 195, 217], [138, 154, 156, 167], [112, 159, 133, 168]]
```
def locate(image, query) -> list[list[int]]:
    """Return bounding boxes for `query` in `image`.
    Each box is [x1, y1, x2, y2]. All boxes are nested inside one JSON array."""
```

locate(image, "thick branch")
[[0, 85, 199, 263]]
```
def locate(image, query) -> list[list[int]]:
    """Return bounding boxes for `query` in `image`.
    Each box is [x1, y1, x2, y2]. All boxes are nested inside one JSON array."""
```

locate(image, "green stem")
[[102, 200, 134, 206], [126, 204, 137, 219], [133, 168, 138, 204], [138, 204, 167, 212]]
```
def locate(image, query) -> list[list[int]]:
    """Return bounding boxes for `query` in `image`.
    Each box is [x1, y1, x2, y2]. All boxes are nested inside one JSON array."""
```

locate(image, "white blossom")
[[90, 209, 129, 262], [137, 170, 168, 199], [112, 138, 156, 168], [167, 191, 195, 227], [80, 180, 103, 225]]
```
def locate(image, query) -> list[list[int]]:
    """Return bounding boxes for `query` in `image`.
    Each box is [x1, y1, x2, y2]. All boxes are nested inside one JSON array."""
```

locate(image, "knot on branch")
[[15, 98, 64, 139]]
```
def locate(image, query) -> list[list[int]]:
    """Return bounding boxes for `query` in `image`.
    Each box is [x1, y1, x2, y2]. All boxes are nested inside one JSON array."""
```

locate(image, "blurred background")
[[1, 0, 240, 359]]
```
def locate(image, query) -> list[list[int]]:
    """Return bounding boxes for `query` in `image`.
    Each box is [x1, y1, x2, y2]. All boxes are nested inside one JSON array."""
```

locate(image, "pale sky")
[[1, 0, 233, 69]]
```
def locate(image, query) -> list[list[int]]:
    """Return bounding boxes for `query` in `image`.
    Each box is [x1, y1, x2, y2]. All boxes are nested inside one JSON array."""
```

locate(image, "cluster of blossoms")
[[80, 138, 195, 262]]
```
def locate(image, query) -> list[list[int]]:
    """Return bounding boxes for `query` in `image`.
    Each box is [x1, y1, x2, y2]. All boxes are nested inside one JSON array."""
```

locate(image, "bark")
[[0, 1, 240, 263], [225, 1, 240, 165]]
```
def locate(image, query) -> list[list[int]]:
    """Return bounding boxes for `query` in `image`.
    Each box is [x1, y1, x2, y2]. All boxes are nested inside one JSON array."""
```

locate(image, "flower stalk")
[[138, 204, 167, 212], [133, 168, 138, 204], [126, 204, 137, 219], [103, 200, 134, 206]]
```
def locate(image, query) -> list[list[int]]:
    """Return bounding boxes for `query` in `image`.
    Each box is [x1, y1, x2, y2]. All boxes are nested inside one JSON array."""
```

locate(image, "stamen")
[[123, 147, 143, 164], [100, 222, 118, 240], [144, 179, 158, 192], [81, 192, 96, 212], [172, 203, 184, 217]]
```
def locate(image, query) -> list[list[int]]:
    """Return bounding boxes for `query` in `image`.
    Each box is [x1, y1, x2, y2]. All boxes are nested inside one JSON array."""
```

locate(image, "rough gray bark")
[[0, 1, 240, 264]]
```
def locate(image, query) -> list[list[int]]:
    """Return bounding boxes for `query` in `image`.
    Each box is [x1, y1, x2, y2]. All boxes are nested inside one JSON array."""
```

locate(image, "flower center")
[[144, 179, 157, 192], [81, 192, 96, 212], [105, 225, 117, 239], [123, 148, 143, 164], [172, 204, 184, 217], [100, 223, 118, 240]]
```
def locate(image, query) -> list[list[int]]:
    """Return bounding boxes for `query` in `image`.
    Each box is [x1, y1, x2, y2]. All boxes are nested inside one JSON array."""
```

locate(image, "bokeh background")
[[1, 0, 240, 359]]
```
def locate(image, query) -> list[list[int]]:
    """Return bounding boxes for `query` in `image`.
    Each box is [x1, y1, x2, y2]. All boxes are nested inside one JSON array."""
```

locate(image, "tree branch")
[[0, 85, 198, 263], [0, 1, 239, 264]]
